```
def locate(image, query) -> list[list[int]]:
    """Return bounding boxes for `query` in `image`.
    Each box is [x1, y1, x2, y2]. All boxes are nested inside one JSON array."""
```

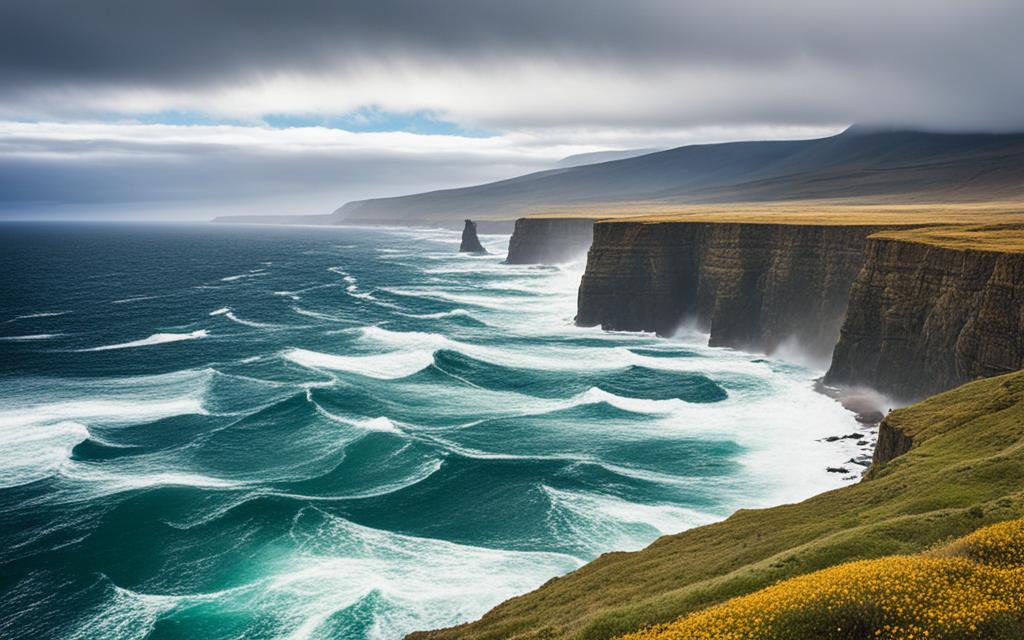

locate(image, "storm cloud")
[[0, 0, 1021, 217]]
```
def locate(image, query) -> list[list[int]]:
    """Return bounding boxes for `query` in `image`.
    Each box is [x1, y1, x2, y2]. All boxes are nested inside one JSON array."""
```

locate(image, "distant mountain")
[[332, 126, 1024, 225], [556, 148, 662, 167]]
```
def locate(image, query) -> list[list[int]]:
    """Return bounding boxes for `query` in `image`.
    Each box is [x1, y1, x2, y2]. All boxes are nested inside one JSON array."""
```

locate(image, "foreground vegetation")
[[411, 371, 1024, 640], [622, 518, 1024, 640]]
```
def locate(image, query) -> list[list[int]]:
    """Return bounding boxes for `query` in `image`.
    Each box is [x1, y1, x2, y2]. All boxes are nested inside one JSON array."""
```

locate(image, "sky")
[[1, 0, 1022, 219]]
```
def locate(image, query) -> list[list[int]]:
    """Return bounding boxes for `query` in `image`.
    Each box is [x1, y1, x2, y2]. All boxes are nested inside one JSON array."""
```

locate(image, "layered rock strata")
[[824, 237, 1024, 400], [505, 218, 594, 264], [575, 221, 883, 361]]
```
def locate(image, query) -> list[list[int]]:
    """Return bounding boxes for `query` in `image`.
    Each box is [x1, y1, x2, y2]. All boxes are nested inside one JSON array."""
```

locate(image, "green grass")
[[409, 371, 1024, 640]]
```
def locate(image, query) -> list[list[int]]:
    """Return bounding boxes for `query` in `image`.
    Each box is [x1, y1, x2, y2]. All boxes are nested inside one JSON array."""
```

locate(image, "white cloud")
[[0, 120, 840, 218]]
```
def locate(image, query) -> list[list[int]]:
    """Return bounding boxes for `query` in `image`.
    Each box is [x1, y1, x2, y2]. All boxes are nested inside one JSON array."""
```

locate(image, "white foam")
[[60, 465, 244, 492], [112, 296, 159, 305], [0, 420, 89, 489], [6, 311, 67, 322], [210, 307, 280, 329], [80, 329, 208, 351], [290, 306, 351, 323], [264, 514, 581, 640], [542, 485, 719, 553], [0, 333, 62, 341], [284, 348, 435, 380], [0, 368, 212, 430], [398, 308, 481, 321], [221, 272, 268, 282]]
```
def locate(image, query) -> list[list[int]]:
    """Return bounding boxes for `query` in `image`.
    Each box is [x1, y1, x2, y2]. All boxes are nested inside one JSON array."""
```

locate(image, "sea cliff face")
[[505, 218, 594, 264], [576, 221, 880, 360], [824, 238, 1024, 401]]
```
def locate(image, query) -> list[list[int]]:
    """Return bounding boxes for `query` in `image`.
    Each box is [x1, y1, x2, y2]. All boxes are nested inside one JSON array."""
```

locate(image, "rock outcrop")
[[505, 218, 594, 264], [824, 237, 1024, 401], [459, 219, 487, 253], [870, 417, 915, 470], [576, 221, 883, 360]]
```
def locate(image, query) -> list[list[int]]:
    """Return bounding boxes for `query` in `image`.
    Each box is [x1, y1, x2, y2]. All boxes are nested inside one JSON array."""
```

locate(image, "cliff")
[[459, 219, 487, 253], [825, 231, 1024, 401], [409, 371, 1024, 640], [869, 417, 914, 470], [576, 221, 885, 361], [505, 217, 594, 264]]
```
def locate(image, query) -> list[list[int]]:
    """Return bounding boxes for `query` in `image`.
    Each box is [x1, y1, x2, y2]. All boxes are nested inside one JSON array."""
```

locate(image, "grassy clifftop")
[[410, 371, 1024, 640], [623, 518, 1024, 639]]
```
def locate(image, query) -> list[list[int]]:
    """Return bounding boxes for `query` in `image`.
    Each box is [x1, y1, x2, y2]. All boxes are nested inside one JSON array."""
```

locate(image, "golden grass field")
[[526, 199, 1024, 252], [619, 518, 1024, 640]]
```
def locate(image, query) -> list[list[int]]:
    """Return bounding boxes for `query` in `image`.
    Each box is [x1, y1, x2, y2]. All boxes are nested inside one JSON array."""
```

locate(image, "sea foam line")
[[79, 330, 209, 352]]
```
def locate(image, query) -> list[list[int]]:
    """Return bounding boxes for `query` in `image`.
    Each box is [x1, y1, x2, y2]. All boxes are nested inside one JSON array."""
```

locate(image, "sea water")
[[0, 222, 867, 639]]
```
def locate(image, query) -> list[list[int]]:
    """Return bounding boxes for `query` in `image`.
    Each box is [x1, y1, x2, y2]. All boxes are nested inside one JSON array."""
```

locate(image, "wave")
[[0, 368, 212, 430], [72, 513, 580, 640], [381, 287, 535, 311], [397, 308, 483, 322], [221, 271, 268, 282], [210, 307, 281, 329], [0, 420, 89, 489], [290, 306, 353, 323], [5, 311, 67, 322], [283, 328, 750, 396], [59, 464, 246, 494], [541, 485, 720, 553], [80, 329, 208, 351], [267, 458, 444, 502], [0, 333, 62, 341], [284, 347, 436, 380], [111, 295, 160, 305]]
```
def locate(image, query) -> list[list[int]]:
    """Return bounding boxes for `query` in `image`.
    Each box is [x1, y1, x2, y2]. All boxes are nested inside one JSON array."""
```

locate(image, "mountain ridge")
[[330, 126, 1024, 225]]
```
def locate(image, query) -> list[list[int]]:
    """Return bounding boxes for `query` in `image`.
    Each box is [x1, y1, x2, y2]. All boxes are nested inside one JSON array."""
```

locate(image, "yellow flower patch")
[[619, 519, 1024, 640]]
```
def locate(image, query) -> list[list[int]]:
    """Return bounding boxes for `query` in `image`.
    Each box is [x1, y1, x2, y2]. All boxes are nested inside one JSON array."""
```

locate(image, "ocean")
[[0, 222, 867, 639]]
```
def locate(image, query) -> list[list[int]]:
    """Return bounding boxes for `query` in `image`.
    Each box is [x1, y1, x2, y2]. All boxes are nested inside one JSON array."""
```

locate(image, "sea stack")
[[459, 219, 487, 253]]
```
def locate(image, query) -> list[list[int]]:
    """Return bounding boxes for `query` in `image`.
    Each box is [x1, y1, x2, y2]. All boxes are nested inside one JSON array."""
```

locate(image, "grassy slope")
[[410, 371, 1024, 640], [621, 518, 1024, 639]]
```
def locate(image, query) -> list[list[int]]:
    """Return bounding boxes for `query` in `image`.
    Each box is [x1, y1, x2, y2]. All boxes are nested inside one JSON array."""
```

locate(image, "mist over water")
[[0, 223, 866, 639]]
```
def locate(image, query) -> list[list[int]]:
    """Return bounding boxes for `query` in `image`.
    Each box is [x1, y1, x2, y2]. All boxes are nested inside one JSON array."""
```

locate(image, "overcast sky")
[[1, 0, 1021, 218]]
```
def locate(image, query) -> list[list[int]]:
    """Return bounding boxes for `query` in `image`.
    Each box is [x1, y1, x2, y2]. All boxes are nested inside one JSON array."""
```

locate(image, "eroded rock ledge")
[[505, 217, 594, 264], [575, 221, 884, 361], [824, 237, 1024, 400]]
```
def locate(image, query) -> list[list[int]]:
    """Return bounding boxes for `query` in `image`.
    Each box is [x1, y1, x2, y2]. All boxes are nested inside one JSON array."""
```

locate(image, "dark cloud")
[[1, 1, 1021, 217], [0, 0, 1022, 130]]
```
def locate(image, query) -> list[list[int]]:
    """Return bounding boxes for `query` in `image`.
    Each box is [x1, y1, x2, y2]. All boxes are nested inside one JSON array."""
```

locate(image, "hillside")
[[409, 370, 1024, 640], [622, 518, 1024, 639], [334, 127, 1024, 225]]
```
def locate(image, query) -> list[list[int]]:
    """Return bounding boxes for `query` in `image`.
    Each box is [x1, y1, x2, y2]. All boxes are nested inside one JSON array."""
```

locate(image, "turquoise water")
[[0, 223, 865, 639]]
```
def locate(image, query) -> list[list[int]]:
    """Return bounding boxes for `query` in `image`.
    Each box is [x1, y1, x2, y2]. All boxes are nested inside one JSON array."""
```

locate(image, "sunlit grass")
[[620, 519, 1024, 640]]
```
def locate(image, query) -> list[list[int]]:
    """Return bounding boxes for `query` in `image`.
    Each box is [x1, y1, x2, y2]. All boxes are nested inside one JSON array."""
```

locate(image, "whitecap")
[[5, 311, 67, 322], [397, 308, 482, 322], [79, 329, 208, 351], [72, 514, 580, 640], [541, 485, 719, 553], [0, 334, 62, 341], [0, 368, 212, 430], [221, 272, 268, 282], [312, 403, 403, 435], [284, 348, 435, 380], [290, 306, 352, 323], [210, 307, 281, 329], [0, 420, 89, 489], [112, 295, 160, 304]]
